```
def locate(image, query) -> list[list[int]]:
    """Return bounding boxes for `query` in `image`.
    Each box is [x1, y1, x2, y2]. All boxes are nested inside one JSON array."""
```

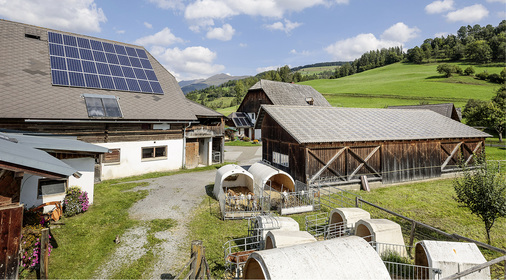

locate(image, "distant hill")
[[179, 73, 250, 94]]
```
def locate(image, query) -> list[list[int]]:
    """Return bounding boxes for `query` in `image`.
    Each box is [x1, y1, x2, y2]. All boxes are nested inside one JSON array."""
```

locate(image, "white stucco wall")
[[19, 157, 96, 212], [98, 139, 184, 180], [254, 129, 261, 140]]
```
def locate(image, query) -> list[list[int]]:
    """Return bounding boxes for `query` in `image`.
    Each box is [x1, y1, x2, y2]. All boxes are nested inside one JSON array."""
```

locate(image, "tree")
[[407, 47, 424, 64], [464, 86, 506, 142], [453, 156, 506, 244], [437, 64, 455, 77], [464, 66, 475, 76], [465, 40, 492, 63]]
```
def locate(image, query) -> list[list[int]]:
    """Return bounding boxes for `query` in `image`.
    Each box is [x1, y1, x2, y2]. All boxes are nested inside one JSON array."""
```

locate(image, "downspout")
[[182, 122, 192, 168]]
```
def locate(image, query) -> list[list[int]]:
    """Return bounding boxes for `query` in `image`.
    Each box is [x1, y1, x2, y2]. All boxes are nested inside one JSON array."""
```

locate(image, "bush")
[[488, 73, 503, 84], [454, 66, 463, 75], [19, 224, 53, 272], [464, 66, 475, 76], [242, 137, 250, 142], [476, 71, 489, 80], [63, 186, 89, 217]]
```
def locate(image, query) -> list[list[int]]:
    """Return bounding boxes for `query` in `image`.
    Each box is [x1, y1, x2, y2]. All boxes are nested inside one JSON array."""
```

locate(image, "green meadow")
[[300, 62, 504, 108]]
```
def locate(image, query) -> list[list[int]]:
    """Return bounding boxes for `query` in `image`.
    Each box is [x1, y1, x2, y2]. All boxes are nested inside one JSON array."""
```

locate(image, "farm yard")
[[30, 144, 505, 279]]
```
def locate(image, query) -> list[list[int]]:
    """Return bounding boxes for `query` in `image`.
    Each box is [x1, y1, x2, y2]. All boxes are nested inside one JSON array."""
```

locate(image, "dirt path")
[[93, 146, 261, 279]]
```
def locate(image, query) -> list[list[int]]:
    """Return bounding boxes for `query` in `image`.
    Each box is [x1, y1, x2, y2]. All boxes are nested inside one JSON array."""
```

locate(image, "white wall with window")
[[272, 151, 289, 168], [98, 139, 183, 180], [19, 157, 96, 212]]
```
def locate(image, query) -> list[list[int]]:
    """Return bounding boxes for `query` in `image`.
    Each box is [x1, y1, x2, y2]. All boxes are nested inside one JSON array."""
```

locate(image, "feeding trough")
[[249, 161, 313, 214], [214, 164, 258, 219], [415, 240, 490, 279], [326, 208, 370, 239], [264, 230, 316, 249], [242, 236, 391, 280], [355, 218, 407, 258]]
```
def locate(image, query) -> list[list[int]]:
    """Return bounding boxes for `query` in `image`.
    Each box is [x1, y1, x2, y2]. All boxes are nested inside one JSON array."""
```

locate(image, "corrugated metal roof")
[[249, 79, 331, 107], [2, 132, 109, 153], [0, 134, 77, 177], [259, 105, 491, 144], [0, 19, 197, 121]]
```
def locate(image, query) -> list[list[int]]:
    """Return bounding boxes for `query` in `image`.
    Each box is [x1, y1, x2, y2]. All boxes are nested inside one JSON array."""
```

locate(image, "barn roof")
[[0, 19, 197, 122], [257, 105, 490, 144], [387, 103, 461, 121], [249, 79, 331, 107]]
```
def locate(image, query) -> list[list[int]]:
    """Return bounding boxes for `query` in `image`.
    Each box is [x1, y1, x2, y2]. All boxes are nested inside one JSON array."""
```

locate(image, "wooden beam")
[[464, 141, 482, 166], [307, 149, 346, 184], [347, 146, 381, 180], [308, 147, 347, 184], [441, 142, 462, 171]]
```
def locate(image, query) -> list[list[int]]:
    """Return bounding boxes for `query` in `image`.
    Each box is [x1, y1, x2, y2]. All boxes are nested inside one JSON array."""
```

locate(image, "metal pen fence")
[[223, 235, 261, 279]]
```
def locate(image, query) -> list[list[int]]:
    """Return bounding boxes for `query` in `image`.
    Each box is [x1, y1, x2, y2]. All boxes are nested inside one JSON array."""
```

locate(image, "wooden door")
[[0, 205, 23, 279], [185, 141, 199, 169]]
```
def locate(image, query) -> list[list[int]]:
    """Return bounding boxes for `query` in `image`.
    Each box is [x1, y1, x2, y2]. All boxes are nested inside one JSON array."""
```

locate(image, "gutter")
[[25, 119, 199, 124]]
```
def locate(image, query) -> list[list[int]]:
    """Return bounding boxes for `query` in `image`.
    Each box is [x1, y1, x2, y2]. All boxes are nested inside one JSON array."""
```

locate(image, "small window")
[[142, 146, 167, 160], [103, 148, 121, 164], [38, 179, 67, 197], [306, 97, 314, 105], [272, 151, 289, 168], [83, 94, 122, 118]]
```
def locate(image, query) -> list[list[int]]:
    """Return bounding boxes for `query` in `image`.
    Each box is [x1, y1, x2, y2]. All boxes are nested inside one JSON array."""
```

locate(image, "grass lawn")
[[31, 164, 227, 279], [190, 175, 506, 279], [216, 105, 239, 117], [225, 140, 261, 146], [301, 62, 504, 109]]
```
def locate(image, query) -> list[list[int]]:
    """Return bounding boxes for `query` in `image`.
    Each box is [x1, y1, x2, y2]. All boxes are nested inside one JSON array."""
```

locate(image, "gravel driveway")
[[93, 145, 261, 279]]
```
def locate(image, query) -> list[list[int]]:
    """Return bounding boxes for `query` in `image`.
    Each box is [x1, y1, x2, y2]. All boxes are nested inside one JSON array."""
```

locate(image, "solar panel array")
[[233, 112, 252, 127], [48, 31, 163, 94]]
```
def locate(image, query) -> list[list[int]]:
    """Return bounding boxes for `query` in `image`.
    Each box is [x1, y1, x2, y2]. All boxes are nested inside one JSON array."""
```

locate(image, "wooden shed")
[[256, 105, 490, 185]]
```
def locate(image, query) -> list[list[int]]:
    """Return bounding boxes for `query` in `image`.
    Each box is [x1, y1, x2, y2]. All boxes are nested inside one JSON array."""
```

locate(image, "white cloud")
[[256, 65, 282, 73], [0, 0, 106, 33], [265, 19, 302, 34], [144, 22, 153, 29], [446, 4, 489, 23], [206, 24, 235, 41], [486, 0, 506, 3], [380, 22, 420, 43], [116, 30, 126, 34], [425, 0, 454, 14], [290, 49, 310, 55], [148, 0, 185, 10], [150, 46, 225, 80], [134, 27, 184, 46], [185, 0, 329, 29]]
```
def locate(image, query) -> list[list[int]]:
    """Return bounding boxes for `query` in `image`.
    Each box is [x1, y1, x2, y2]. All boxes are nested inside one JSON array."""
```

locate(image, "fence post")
[[39, 228, 49, 280], [190, 240, 203, 279], [409, 221, 417, 257], [355, 197, 360, 208]]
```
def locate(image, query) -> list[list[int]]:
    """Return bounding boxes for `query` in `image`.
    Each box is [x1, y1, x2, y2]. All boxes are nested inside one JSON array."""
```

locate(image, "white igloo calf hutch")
[[355, 218, 407, 257], [415, 240, 490, 279], [243, 236, 391, 280], [214, 164, 257, 219], [264, 230, 316, 249], [249, 162, 313, 214], [249, 215, 300, 248], [327, 208, 370, 238]]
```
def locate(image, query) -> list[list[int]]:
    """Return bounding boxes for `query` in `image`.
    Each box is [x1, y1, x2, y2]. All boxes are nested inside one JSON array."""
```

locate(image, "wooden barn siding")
[[0, 120, 184, 143], [440, 140, 484, 171], [237, 90, 272, 114], [0, 205, 23, 280]]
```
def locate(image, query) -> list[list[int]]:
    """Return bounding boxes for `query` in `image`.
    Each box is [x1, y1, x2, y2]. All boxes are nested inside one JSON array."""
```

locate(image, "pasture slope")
[[299, 62, 504, 109]]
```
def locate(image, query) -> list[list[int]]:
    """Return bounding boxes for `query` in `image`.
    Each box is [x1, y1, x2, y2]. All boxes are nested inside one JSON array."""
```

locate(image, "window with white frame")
[[272, 151, 289, 168]]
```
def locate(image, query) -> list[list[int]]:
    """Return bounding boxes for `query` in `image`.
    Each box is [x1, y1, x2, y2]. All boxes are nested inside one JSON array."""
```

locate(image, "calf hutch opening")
[[243, 236, 391, 280], [249, 162, 314, 215], [415, 240, 490, 279], [214, 164, 258, 219], [355, 219, 408, 258]]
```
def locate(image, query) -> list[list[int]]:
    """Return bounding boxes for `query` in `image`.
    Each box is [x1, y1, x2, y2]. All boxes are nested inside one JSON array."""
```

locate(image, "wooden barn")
[[256, 105, 490, 186], [388, 103, 462, 122], [231, 79, 331, 140], [0, 19, 224, 180]]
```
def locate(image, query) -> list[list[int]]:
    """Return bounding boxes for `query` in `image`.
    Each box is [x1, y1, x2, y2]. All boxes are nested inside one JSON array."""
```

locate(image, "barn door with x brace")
[[441, 141, 483, 172]]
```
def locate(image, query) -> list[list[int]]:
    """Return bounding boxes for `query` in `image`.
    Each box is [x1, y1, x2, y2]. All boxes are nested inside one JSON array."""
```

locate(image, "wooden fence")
[[175, 240, 211, 279]]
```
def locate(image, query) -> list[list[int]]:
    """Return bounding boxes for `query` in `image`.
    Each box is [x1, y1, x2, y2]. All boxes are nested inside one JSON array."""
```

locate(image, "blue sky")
[[1, 0, 505, 81]]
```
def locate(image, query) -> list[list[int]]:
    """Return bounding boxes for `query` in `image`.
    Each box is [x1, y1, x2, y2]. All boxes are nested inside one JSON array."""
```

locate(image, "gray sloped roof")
[[0, 134, 77, 177], [0, 19, 196, 122], [259, 105, 491, 144], [249, 79, 331, 107], [227, 112, 253, 128], [185, 99, 224, 118], [2, 132, 109, 153], [387, 103, 458, 119]]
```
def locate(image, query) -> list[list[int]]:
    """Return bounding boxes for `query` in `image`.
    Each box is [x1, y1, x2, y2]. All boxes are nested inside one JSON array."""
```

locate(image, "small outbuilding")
[[242, 236, 391, 280], [256, 105, 490, 186], [248, 161, 295, 193], [327, 208, 370, 238], [415, 240, 490, 279]]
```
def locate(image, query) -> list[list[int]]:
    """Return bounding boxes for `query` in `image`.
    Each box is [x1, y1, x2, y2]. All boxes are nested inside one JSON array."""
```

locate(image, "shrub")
[[19, 224, 53, 272], [454, 66, 463, 75], [488, 73, 503, 84], [63, 186, 89, 217], [464, 66, 475, 76], [475, 71, 489, 80], [242, 137, 250, 142]]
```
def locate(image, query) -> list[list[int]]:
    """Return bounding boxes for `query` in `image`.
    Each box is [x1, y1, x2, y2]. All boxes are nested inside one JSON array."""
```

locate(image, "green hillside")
[[299, 62, 504, 109]]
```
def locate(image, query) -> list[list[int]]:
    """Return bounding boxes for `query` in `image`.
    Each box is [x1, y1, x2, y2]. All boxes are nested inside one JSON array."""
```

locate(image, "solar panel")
[[48, 31, 163, 94]]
